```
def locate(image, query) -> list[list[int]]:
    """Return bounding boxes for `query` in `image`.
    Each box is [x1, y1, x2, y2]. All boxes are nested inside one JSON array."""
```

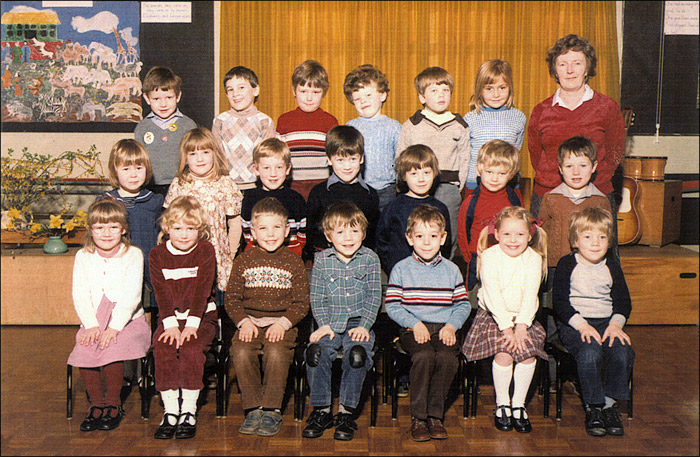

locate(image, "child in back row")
[[149, 196, 218, 440], [303, 125, 380, 264], [463, 59, 526, 191], [165, 127, 243, 305], [553, 207, 634, 438], [343, 64, 402, 211], [135, 66, 197, 197], [213, 66, 276, 191], [277, 60, 339, 199], [68, 197, 150, 433], [303, 201, 382, 442], [397, 66, 470, 257], [385, 205, 470, 442], [226, 197, 310, 437], [457, 140, 522, 292], [376, 144, 451, 276], [240, 138, 307, 257], [462, 206, 548, 434]]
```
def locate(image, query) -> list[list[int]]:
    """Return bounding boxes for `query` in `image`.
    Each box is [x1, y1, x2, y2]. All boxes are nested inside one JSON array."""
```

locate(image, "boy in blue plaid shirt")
[[302, 201, 382, 442]]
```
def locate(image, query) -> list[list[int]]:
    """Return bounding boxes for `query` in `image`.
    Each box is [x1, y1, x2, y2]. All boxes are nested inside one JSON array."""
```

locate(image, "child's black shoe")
[[585, 407, 607, 437], [79, 406, 103, 432], [98, 405, 123, 430], [154, 413, 179, 439], [302, 410, 334, 438], [494, 405, 513, 431], [333, 413, 357, 441], [601, 406, 624, 436], [175, 412, 197, 439]]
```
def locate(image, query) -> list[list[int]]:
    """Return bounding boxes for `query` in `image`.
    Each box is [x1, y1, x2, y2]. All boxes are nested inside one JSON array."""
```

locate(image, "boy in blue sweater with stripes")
[[385, 204, 470, 442]]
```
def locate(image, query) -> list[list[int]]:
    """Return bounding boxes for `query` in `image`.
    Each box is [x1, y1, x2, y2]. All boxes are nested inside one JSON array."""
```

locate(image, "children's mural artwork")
[[1, 1, 141, 123]]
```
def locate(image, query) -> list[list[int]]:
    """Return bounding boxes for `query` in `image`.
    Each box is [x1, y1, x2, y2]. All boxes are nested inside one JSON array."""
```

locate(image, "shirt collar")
[[412, 251, 443, 266], [552, 84, 594, 110], [482, 105, 506, 112], [326, 172, 370, 191], [550, 182, 605, 203], [147, 109, 184, 128], [327, 245, 363, 263]]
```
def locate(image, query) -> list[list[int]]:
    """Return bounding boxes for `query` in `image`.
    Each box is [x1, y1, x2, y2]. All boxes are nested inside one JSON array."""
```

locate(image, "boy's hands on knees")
[[412, 321, 430, 344], [98, 327, 119, 349], [348, 326, 370, 342], [602, 322, 632, 347], [310, 324, 334, 343], [238, 320, 259, 342], [179, 326, 198, 346], [439, 323, 457, 346], [159, 327, 182, 348], [577, 322, 603, 345], [80, 327, 100, 346], [265, 323, 286, 343], [513, 323, 533, 353]]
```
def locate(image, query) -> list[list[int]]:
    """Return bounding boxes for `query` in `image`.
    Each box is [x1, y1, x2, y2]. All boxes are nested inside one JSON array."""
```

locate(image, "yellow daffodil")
[[48, 214, 64, 229], [64, 221, 76, 233], [7, 208, 21, 219], [29, 223, 42, 233]]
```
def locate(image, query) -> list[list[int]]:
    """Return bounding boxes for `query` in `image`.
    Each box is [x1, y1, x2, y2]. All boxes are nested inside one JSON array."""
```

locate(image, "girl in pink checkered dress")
[[462, 206, 548, 434]]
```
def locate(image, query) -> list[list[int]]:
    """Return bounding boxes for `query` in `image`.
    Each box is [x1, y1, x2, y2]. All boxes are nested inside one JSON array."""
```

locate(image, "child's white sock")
[[511, 360, 537, 418], [604, 396, 616, 409], [179, 388, 200, 424], [160, 389, 179, 425], [492, 360, 513, 413]]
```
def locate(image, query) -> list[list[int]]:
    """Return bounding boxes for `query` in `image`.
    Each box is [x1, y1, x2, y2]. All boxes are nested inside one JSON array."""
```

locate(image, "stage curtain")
[[219, 1, 619, 179]]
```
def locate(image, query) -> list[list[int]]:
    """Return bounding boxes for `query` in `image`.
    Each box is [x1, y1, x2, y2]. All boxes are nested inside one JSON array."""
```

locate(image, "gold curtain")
[[219, 1, 619, 179]]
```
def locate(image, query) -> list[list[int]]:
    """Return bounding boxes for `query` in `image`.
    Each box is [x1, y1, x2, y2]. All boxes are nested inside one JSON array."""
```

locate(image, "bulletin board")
[[1, 1, 214, 132]]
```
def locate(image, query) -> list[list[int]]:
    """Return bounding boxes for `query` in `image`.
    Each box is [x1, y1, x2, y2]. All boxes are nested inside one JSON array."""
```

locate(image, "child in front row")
[[343, 64, 402, 211], [240, 138, 307, 257], [397, 66, 470, 257], [213, 65, 276, 191], [385, 205, 470, 442], [149, 196, 218, 440], [457, 139, 522, 292], [376, 144, 451, 276], [462, 206, 548, 434], [68, 197, 151, 432], [165, 127, 244, 306], [463, 59, 526, 191], [226, 197, 310, 437], [303, 202, 382, 441], [277, 59, 339, 199], [303, 125, 380, 264], [553, 207, 634, 437]]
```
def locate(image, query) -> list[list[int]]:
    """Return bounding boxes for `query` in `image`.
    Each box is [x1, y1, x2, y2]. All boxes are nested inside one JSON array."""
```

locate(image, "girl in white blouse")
[[462, 206, 548, 434]]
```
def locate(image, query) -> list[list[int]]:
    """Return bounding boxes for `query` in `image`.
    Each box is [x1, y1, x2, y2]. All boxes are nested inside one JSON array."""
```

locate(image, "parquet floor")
[[1, 325, 698, 456]]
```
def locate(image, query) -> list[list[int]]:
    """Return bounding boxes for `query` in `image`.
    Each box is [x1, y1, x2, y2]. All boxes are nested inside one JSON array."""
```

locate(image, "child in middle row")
[[303, 125, 380, 264]]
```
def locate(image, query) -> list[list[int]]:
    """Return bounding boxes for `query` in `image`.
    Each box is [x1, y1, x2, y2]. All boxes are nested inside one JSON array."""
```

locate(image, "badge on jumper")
[[144, 132, 154, 145], [168, 123, 178, 132], [162, 135, 168, 142]]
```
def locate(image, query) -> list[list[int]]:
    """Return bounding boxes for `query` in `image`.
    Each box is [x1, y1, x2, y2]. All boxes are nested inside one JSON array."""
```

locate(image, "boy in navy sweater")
[[385, 204, 470, 442], [303, 125, 380, 264]]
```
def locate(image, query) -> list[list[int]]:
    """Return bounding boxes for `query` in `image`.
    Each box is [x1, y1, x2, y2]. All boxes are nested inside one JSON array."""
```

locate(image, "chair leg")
[[370, 365, 378, 427], [461, 357, 469, 419], [296, 361, 306, 421], [67, 365, 73, 419], [382, 348, 390, 405], [556, 358, 563, 420], [628, 366, 634, 418], [216, 354, 228, 417], [139, 356, 150, 419], [542, 359, 550, 418], [469, 361, 478, 418], [391, 351, 399, 420]]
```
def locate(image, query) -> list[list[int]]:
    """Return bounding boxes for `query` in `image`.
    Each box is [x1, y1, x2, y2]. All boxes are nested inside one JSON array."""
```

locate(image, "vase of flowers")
[[24, 211, 88, 254], [43, 236, 68, 254]]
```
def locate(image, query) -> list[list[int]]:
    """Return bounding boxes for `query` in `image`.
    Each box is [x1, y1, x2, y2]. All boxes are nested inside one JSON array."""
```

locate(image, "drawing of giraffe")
[[119, 29, 139, 63], [112, 28, 127, 65]]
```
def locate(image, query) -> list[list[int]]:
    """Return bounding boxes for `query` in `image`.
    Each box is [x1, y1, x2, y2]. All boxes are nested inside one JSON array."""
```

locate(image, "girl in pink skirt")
[[462, 206, 548, 433], [67, 197, 151, 432]]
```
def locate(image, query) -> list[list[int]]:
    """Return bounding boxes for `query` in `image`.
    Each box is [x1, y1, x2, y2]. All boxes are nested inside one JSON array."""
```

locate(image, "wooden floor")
[[1, 325, 698, 456]]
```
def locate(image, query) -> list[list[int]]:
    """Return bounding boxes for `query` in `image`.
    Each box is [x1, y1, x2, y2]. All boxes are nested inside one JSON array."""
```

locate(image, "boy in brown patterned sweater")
[[225, 197, 310, 436]]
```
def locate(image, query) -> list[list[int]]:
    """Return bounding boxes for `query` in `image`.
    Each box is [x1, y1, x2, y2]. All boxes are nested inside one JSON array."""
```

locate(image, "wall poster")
[[1, 1, 142, 124]]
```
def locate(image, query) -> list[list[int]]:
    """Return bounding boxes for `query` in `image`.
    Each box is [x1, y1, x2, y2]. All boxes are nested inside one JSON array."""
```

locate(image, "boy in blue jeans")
[[303, 201, 382, 441], [553, 207, 634, 437], [343, 64, 402, 212]]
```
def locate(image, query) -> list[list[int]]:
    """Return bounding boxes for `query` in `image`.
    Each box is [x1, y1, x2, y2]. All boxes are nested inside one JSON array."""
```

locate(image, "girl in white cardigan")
[[462, 206, 548, 433], [67, 197, 150, 432]]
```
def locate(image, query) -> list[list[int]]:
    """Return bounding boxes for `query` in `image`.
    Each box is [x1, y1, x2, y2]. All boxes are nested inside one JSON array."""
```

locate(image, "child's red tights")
[[79, 361, 124, 407]]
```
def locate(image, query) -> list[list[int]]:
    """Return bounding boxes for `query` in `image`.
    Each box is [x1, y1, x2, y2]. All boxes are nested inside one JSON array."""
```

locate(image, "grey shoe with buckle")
[[239, 409, 264, 435], [257, 410, 283, 436]]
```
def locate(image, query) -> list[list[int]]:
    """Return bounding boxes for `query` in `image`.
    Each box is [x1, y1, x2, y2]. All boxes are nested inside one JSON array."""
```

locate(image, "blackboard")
[[620, 1, 699, 136], [1, 1, 214, 132]]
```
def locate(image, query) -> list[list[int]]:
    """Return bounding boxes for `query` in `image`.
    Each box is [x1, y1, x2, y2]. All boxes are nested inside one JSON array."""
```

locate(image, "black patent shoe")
[[585, 407, 607, 437], [601, 406, 624, 436], [80, 406, 104, 432], [154, 413, 179, 439], [494, 405, 513, 431], [333, 413, 358, 441], [98, 405, 123, 430], [175, 413, 197, 439], [302, 410, 334, 438], [512, 407, 532, 433]]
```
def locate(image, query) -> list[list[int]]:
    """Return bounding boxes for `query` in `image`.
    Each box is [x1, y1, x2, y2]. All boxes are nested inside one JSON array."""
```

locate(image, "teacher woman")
[[527, 34, 625, 225]]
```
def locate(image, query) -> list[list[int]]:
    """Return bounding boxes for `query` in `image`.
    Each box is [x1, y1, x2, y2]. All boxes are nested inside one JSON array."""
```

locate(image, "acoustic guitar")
[[617, 107, 642, 245]]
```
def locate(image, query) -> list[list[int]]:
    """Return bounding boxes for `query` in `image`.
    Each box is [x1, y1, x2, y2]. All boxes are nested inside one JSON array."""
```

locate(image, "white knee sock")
[[180, 388, 200, 417], [511, 360, 537, 416], [492, 360, 513, 413], [160, 389, 180, 424]]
